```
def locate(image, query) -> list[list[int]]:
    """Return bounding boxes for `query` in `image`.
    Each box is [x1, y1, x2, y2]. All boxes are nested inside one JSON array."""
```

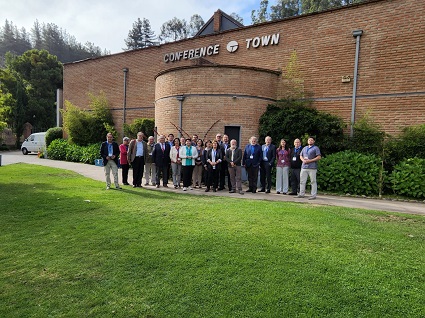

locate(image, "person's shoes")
[[132, 185, 137, 188], [163, 184, 169, 187], [205, 188, 210, 192], [123, 182, 129, 185], [144, 183, 149, 186], [245, 189, 252, 192], [276, 191, 280, 194], [174, 185, 178, 189], [218, 187, 224, 191], [229, 190, 235, 193], [258, 189, 265, 192], [106, 186, 110, 190], [156, 185, 160, 188], [288, 192, 297, 195], [213, 188, 217, 192], [266, 190, 270, 193], [308, 196, 317, 200], [296, 195, 305, 198], [183, 187, 187, 191], [239, 191, 244, 195], [189, 186, 193, 190], [252, 189, 256, 193], [115, 186, 122, 189]]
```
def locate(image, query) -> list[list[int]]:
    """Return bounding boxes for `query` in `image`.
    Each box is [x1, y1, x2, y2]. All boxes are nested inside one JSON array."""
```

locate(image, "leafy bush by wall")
[[389, 158, 425, 199], [317, 150, 382, 196], [62, 92, 115, 146], [124, 118, 155, 139], [45, 127, 63, 147], [258, 100, 345, 155], [47, 139, 101, 164]]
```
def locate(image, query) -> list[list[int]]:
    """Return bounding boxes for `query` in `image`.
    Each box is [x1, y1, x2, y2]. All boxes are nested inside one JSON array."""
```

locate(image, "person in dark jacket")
[[204, 140, 222, 192], [242, 136, 262, 193], [288, 138, 303, 195], [100, 133, 121, 190], [152, 135, 171, 188]]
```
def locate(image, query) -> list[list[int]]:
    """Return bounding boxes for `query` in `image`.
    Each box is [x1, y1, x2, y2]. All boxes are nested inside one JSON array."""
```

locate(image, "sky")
[[0, 0, 259, 54]]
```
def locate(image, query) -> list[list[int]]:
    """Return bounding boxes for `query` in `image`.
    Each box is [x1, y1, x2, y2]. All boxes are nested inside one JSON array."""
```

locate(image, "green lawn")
[[0, 164, 424, 317]]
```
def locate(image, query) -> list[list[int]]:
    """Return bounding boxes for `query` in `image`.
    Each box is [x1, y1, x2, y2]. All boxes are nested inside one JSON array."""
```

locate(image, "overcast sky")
[[1, 0, 259, 54]]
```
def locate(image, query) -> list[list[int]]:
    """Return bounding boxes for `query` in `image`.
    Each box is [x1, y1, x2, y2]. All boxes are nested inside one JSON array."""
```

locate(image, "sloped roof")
[[195, 9, 244, 37]]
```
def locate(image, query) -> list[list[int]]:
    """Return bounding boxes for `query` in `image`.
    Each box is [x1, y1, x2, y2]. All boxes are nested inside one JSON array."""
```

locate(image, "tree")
[[251, 0, 270, 24], [230, 13, 244, 24], [0, 20, 31, 62], [270, 0, 300, 20], [188, 14, 205, 37], [159, 17, 188, 43], [124, 18, 157, 50]]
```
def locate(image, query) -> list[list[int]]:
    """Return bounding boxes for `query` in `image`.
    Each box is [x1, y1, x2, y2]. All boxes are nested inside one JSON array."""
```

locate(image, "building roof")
[[195, 9, 244, 37]]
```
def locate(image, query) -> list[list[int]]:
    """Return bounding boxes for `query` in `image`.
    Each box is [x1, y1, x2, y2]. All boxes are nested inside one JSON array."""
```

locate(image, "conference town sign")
[[163, 33, 280, 63]]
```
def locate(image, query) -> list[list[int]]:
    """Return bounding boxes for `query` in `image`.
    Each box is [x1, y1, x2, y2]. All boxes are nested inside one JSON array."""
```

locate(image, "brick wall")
[[63, 0, 425, 139]]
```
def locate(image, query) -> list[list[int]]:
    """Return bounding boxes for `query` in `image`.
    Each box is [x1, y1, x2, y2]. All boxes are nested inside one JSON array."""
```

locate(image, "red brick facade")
[[63, 0, 425, 142]]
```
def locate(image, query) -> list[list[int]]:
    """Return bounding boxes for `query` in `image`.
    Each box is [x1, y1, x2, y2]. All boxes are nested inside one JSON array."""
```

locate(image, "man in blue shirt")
[[242, 136, 262, 193], [297, 136, 321, 200]]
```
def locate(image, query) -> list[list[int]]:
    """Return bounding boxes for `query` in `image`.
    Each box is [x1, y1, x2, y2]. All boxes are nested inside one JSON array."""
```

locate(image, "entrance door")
[[224, 126, 240, 147]]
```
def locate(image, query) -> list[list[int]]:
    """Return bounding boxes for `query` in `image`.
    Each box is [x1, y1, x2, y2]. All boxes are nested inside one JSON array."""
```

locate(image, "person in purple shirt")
[[276, 139, 291, 194], [297, 136, 321, 200]]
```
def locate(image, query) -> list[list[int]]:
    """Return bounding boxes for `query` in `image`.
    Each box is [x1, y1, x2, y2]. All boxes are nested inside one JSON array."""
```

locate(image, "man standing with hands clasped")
[[298, 136, 321, 200], [100, 133, 121, 190]]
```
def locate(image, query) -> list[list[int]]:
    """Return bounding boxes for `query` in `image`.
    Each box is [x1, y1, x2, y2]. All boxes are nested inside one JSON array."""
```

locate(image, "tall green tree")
[[188, 14, 205, 37], [124, 18, 157, 50], [159, 17, 188, 43]]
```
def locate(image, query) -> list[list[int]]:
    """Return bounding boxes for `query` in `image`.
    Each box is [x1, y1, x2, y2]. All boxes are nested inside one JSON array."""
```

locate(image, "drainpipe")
[[350, 30, 363, 138], [176, 95, 185, 138], [122, 68, 129, 137]]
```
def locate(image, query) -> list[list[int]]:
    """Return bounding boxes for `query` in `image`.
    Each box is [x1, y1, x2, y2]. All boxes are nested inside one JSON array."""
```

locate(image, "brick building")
[[63, 0, 425, 144]]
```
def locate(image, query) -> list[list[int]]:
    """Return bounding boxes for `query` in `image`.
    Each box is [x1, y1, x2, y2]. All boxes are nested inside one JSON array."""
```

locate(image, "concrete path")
[[1, 151, 424, 215]]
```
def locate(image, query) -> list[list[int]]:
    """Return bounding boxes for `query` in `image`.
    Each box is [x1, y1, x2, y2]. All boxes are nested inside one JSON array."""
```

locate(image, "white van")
[[21, 132, 46, 155]]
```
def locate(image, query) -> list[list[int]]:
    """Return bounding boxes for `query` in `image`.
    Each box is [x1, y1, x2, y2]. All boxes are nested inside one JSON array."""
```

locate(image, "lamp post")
[[176, 95, 185, 138], [122, 68, 129, 137], [350, 30, 363, 138]]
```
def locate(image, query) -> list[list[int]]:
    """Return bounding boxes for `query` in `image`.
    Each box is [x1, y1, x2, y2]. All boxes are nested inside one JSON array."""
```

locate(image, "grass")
[[0, 163, 424, 317]]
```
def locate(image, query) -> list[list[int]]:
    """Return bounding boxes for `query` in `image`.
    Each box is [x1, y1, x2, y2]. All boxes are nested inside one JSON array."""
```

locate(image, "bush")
[[47, 139, 68, 161], [47, 139, 101, 164], [385, 124, 425, 169], [258, 100, 345, 155], [124, 118, 155, 139], [346, 114, 386, 157], [45, 127, 63, 147], [317, 150, 382, 196], [389, 158, 425, 199], [62, 92, 115, 146]]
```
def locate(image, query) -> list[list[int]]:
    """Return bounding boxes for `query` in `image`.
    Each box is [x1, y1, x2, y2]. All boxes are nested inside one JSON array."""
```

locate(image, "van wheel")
[[22, 148, 28, 155]]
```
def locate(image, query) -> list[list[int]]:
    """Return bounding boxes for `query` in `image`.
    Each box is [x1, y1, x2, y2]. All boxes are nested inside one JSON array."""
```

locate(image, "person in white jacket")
[[169, 138, 182, 188], [179, 138, 198, 191]]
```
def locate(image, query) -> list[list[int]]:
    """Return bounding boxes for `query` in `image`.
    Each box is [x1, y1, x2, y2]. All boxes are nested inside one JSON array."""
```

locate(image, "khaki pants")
[[104, 160, 119, 187], [228, 165, 242, 191], [299, 168, 317, 197]]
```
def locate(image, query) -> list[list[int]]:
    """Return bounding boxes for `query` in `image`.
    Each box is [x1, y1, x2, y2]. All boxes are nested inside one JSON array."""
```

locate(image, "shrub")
[[258, 100, 345, 155], [317, 150, 382, 196], [346, 114, 386, 157], [47, 139, 101, 164], [389, 158, 425, 199], [385, 124, 425, 169], [45, 127, 63, 147], [62, 92, 115, 146], [124, 118, 155, 139], [47, 139, 68, 161]]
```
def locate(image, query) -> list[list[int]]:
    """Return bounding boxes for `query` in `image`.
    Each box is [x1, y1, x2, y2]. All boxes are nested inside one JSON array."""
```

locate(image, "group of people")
[[100, 132, 321, 199]]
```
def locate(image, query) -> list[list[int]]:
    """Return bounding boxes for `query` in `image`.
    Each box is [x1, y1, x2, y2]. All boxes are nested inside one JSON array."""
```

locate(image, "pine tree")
[[124, 18, 157, 50]]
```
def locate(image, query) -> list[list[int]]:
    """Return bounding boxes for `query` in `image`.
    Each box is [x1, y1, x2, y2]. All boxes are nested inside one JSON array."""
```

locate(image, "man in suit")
[[225, 139, 244, 195], [100, 133, 121, 190], [242, 136, 262, 193], [219, 134, 231, 191], [152, 134, 171, 188], [127, 132, 148, 188], [259, 136, 276, 193]]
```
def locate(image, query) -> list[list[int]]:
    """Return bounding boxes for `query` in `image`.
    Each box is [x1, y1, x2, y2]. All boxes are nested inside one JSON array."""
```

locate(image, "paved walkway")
[[1, 151, 424, 215]]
